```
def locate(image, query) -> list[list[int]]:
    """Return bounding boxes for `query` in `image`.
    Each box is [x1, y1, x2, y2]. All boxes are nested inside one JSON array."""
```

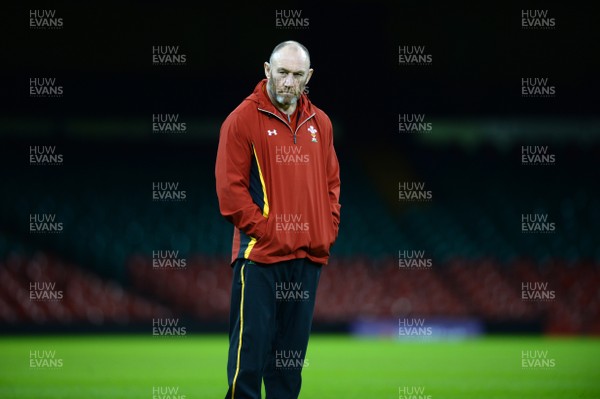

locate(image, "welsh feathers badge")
[[308, 125, 318, 142]]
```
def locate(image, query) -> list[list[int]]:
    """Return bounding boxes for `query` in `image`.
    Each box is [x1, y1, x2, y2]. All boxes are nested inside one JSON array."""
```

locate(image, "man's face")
[[264, 46, 313, 108]]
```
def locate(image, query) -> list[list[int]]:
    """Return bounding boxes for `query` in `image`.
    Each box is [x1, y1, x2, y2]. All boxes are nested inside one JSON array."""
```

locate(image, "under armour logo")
[[268, 129, 278, 136]]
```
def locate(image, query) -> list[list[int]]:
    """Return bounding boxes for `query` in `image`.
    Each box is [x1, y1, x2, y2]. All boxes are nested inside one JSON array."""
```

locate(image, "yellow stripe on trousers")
[[230, 262, 246, 399]]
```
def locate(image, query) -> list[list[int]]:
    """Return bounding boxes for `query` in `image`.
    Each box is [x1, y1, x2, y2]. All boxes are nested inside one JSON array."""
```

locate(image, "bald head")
[[264, 40, 314, 114], [269, 41, 311, 68]]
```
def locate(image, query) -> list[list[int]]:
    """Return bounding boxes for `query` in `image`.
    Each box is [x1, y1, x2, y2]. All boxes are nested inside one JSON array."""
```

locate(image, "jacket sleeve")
[[325, 117, 341, 238], [215, 112, 267, 240]]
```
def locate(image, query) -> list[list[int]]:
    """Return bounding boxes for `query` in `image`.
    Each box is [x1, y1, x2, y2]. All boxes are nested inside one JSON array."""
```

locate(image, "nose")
[[283, 73, 295, 86]]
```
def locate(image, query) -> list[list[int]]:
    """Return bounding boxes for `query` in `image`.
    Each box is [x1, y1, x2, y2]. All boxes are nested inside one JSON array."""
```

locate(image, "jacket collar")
[[249, 79, 313, 118]]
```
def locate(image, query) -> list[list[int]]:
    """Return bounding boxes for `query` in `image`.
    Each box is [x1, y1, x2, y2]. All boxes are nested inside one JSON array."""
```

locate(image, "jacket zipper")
[[258, 108, 316, 144]]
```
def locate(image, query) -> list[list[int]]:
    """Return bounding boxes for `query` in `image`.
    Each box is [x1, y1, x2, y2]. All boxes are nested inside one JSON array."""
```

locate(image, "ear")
[[264, 62, 271, 79], [305, 68, 314, 85]]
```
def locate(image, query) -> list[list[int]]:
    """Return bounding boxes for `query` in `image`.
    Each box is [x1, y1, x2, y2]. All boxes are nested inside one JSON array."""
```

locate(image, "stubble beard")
[[268, 77, 300, 108]]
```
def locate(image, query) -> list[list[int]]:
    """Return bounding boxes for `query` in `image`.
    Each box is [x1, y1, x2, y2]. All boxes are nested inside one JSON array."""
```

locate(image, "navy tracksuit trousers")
[[224, 258, 322, 399]]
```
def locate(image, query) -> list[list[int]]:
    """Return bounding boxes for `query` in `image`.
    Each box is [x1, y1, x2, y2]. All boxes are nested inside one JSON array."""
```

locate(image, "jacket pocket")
[[254, 215, 293, 258], [309, 213, 335, 259]]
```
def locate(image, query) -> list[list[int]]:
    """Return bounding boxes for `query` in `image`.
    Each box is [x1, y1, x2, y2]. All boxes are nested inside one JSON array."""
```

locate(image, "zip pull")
[[294, 133, 297, 144]]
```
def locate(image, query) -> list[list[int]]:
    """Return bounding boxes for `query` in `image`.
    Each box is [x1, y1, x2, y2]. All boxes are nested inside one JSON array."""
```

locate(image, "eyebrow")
[[277, 68, 305, 75]]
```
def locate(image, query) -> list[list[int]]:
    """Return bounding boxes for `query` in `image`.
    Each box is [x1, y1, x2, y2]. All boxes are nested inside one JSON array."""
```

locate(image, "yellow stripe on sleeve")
[[244, 145, 269, 259]]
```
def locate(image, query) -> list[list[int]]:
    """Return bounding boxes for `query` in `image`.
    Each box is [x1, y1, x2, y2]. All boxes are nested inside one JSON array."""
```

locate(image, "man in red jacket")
[[215, 40, 341, 399]]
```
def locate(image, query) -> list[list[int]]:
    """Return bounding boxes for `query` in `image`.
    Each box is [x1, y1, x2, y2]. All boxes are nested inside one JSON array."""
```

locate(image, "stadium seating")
[[0, 250, 171, 325], [1, 141, 598, 334]]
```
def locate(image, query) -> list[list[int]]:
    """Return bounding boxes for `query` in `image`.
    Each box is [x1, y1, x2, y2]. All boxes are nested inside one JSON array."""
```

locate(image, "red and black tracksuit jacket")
[[215, 79, 341, 265]]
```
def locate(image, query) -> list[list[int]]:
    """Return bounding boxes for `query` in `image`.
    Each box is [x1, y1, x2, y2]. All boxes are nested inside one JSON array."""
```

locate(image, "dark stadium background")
[[1, 2, 599, 337]]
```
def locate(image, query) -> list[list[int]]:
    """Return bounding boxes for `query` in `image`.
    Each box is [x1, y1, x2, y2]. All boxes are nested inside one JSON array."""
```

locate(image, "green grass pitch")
[[0, 334, 599, 398]]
